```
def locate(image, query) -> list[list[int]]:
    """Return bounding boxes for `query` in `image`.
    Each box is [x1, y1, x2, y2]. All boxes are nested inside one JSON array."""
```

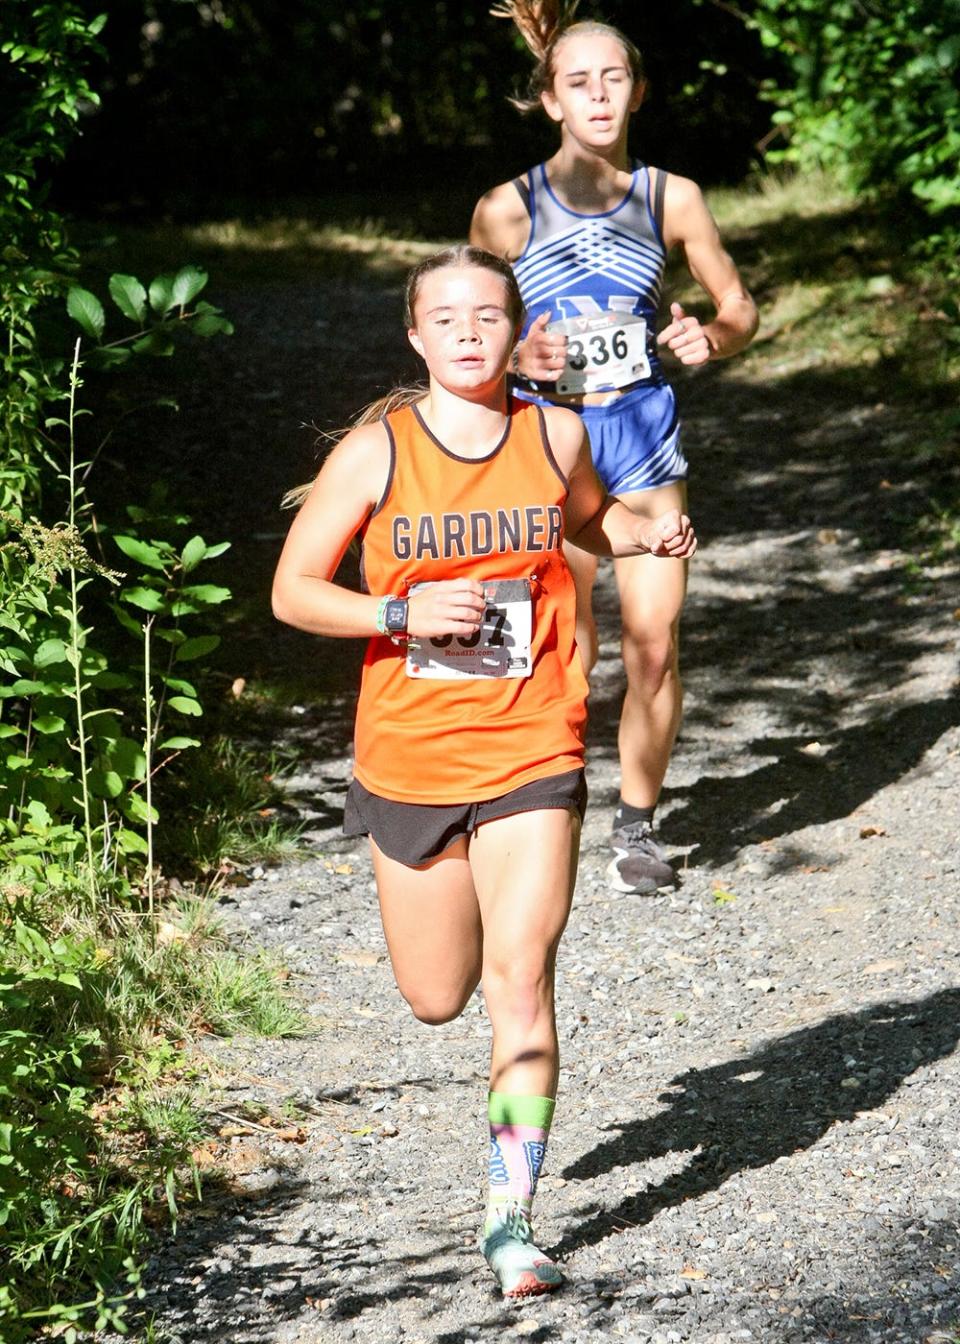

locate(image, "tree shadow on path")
[[661, 695, 960, 866], [554, 987, 960, 1257]]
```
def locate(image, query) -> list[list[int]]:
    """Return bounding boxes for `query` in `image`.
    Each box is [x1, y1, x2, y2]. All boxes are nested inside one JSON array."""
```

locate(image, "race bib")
[[405, 579, 532, 680], [548, 312, 650, 395]]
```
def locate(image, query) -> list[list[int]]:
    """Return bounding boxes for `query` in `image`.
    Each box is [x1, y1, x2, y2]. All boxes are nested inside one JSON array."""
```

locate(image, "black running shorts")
[[343, 768, 587, 868]]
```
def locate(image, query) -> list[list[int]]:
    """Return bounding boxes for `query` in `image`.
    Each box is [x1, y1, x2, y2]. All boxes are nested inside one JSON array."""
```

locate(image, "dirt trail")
[[113, 262, 960, 1344]]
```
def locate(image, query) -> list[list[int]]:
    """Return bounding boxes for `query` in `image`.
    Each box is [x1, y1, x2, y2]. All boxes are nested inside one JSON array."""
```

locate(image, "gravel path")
[[116, 265, 959, 1344]]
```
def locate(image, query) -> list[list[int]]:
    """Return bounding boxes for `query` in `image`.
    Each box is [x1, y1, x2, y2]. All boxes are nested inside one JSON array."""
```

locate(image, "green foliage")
[[0, 909, 144, 1341], [718, 0, 960, 221], [1, 2, 106, 520], [0, 12, 295, 1343], [0, 274, 232, 892], [155, 734, 301, 877], [0, 891, 304, 1341]]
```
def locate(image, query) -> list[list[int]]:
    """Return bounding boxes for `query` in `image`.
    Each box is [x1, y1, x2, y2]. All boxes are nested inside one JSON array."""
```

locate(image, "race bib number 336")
[[549, 312, 650, 395], [405, 579, 532, 680]]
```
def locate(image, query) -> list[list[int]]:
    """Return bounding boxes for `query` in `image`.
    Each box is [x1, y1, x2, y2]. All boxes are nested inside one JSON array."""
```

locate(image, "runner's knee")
[[620, 625, 677, 692], [399, 980, 476, 1026], [483, 960, 554, 1033]]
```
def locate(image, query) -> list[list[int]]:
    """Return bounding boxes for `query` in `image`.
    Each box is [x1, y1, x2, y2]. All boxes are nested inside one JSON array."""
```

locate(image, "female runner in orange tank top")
[[272, 246, 696, 1298]]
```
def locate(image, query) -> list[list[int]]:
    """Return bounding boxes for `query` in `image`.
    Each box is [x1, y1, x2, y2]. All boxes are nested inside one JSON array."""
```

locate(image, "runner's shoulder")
[[470, 179, 531, 255], [540, 403, 587, 473], [659, 172, 715, 243], [319, 418, 393, 501]]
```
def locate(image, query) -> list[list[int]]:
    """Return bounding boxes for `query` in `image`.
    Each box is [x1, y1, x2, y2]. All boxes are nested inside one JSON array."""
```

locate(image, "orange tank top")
[[353, 398, 588, 804]]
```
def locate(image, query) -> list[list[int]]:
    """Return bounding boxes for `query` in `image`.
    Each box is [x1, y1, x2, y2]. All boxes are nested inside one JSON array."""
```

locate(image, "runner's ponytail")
[[281, 385, 427, 510], [491, 2, 644, 114]]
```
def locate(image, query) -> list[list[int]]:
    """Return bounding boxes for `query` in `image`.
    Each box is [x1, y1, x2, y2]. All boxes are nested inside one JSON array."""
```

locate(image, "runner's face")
[[542, 33, 644, 147], [408, 267, 517, 392]]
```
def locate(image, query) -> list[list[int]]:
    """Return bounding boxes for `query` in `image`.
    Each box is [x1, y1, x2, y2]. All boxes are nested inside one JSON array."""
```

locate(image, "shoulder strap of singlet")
[[512, 174, 532, 219], [653, 167, 668, 240]]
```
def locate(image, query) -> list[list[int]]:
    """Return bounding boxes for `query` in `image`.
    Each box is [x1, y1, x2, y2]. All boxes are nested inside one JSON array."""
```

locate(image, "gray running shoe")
[[607, 822, 676, 894]]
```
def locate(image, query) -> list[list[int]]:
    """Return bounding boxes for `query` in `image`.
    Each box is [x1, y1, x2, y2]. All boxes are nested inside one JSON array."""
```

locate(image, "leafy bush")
[[0, 269, 233, 897], [0, 13, 297, 1342], [0, 911, 143, 1342], [719, 0, 960, 218]]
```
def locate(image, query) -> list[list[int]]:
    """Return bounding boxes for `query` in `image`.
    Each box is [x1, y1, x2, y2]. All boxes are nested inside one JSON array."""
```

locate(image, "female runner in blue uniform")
[[471, 1, 758, 893]]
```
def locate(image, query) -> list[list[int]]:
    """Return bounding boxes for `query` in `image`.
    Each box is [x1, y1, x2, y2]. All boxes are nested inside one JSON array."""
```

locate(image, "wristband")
[[375, 595, 394, 634]]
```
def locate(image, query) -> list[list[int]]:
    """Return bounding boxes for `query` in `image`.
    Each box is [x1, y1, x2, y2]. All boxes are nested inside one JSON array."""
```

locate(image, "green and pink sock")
[[481, 1092, 563, 1296]]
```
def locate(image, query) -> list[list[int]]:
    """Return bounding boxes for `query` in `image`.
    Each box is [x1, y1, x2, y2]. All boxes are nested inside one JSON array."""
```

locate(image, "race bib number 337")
[[405, 579, 532, 680]]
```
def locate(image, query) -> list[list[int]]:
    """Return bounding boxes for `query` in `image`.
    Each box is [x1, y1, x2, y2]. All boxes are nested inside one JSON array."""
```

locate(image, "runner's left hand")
[[637, 509, 697, 558], [657, 302, 711, 367]]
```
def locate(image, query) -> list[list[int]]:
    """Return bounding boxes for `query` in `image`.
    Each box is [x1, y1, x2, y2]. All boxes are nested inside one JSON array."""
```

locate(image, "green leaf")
[[121, 586, 167, 612], [33, 714, 66, 735], [25, 799, 52, 828], [108, 273, 147, 322], [158, 735, 201, 750], [86, 345, 132, 372], [125, 793, 159, 824], [168, 696, 202, 716], [174, 635, 220, 662], [107, 737, 146, 781], [90, 768, 124, 798], [115, 827, 148, 855], [113, 535, 169, 570], [0, 724, 21, 738], [172, 265, 208, 307], [193, 312, 234, 337], [132, 329, 176, 357], [180, 535, 207, 572], [161, 676, 197, 695], [34, 638, 68, 668], [179, 583, 232, 605], [111, 603, 143, 638], [148, 274, 176, 315], [90, 670, 134, 690], [67, 286, 105, 341]]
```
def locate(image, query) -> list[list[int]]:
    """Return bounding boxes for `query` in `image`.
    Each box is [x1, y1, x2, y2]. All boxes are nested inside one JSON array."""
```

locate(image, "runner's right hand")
[[636, 510, 697, 559], [515, 312, 568, 382], [407, 579, 485, 639]]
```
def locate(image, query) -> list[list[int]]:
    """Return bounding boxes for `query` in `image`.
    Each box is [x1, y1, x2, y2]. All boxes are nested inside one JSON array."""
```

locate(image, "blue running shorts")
[[578, 382, 688, 495], [515, 381, 687, 495]]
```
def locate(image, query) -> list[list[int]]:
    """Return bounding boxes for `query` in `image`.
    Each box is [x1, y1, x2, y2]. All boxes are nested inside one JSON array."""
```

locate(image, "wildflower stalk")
[[143, 615, 155, 935], [66, 338, 97, 904]]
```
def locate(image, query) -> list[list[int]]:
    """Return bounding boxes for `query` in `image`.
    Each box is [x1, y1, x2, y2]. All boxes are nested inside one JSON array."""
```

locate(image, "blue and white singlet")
[[512, 160, 667, 391], [510, 162, 688, 494]]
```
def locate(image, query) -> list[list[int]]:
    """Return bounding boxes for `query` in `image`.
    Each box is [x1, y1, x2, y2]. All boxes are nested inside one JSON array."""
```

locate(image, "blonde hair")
[[282, 246, 526, 510], [491, 2, 644, 113]]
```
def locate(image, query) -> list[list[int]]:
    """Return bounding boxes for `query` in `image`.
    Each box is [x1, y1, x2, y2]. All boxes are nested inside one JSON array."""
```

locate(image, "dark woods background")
[[55, 0, 775, 224]]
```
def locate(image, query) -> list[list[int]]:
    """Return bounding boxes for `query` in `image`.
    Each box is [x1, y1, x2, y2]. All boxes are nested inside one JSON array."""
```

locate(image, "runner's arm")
[[658, 172, 758, 362], [271, 424, 392, 637]]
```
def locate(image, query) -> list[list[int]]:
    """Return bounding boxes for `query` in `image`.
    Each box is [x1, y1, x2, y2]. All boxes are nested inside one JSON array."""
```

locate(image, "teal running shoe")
[[480, 1205, 564, 1298]]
